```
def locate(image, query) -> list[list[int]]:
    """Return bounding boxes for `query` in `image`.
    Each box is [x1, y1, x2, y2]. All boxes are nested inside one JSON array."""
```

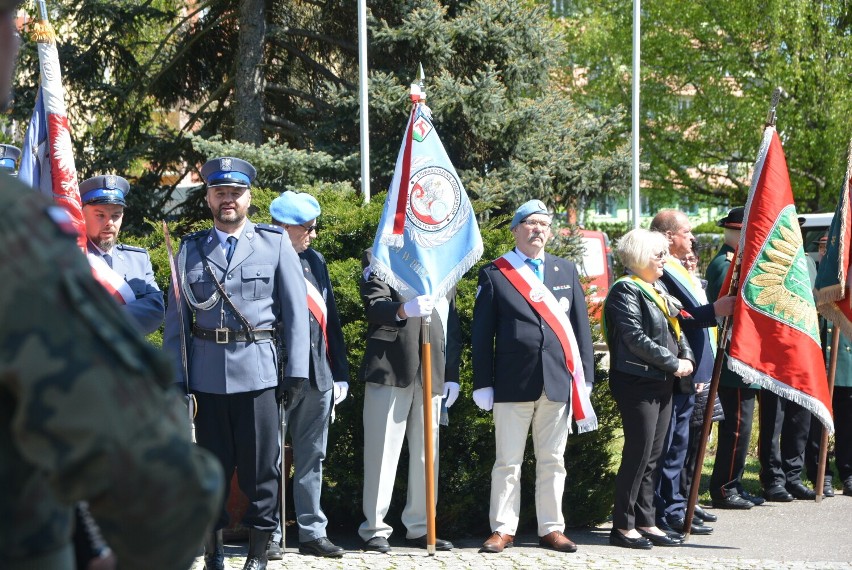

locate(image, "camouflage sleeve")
[[0, 184, 223, 570]]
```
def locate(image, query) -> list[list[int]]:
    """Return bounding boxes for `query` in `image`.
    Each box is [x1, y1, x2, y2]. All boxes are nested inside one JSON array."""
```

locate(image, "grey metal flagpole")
[[631, 0, 641, 229], [358, 0, 371, 203]]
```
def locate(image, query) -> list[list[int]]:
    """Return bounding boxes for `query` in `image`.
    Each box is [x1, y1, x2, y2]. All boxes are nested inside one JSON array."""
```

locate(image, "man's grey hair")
[[616, 228, 670, 273], [649, 209, 687, 234]]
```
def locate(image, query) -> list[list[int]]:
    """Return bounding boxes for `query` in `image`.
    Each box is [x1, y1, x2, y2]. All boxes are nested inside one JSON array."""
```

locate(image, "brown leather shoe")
[[479, 531, 514, 553], [539, 530, 577, 553]]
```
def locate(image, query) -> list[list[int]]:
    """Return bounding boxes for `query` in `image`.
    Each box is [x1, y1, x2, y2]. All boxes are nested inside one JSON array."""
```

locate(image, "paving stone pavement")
[[193, 494, 852, 569]]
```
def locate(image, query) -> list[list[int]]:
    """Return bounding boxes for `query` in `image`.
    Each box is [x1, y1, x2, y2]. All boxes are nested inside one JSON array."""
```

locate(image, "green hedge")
[[129, 185, 619, 536]]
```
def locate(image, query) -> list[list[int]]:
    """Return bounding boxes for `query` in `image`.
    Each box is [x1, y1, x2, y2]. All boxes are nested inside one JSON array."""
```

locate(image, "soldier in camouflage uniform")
[[0, 6, 224, 567]]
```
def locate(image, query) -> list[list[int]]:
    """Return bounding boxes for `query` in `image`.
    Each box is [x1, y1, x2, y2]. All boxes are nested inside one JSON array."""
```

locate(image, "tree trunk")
[[234, 0, 265, 144]]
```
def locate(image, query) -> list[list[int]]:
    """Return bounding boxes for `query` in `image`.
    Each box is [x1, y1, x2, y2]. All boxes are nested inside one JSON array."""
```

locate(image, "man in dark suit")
[[707, 207, 763, 510], [472, 200, 595, 555], [649, 210, 735, 535], [80, 174, 165, 335], [267, 191, 348, 558], [164, 157, 309, 570], [357, 249, 461, 553]]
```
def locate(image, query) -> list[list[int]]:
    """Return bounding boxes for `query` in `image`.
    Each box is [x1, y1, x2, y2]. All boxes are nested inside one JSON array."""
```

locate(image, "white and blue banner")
[[371, 93, 483, 300]]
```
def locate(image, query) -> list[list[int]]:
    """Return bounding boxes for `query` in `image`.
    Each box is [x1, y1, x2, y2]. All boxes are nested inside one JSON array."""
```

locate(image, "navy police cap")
[[80, 175, 130, 206], [201, 157, 257, 188], [0, 144, 21, 173]]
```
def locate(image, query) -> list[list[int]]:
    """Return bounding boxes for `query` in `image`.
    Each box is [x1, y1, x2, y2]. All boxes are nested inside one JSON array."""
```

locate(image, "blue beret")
[[269, 191, 321, 225], [0, 144, 21, 172], [200, 157, 257, 188], [80, 175, 130, 206], [511, 199, 551, 229]]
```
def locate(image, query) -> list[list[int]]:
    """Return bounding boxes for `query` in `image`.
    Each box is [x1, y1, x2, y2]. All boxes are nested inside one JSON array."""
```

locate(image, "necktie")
[[103, 253, 113, 268], [225, 236, 237, 264], [525, 258, 543, 282]]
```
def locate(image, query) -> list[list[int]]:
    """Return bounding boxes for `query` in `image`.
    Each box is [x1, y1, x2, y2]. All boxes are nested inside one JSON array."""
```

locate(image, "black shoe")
[[266, 537, 282, 560], [844, 478, 852, 496], [665, 515, 713, 535], [243, 529, 271, 570], [638, 529, 682, 546], [299, 537, 344, 558], [740, 490, 766, 506], [609, 529, 653, 550], [823, 477, 835, 497], [786, 482, 817, 500], [693, 506, 717, 523], [406, 535, 453, 551], [362, 536, 391, 553], [712, 486, 754, 509], [763, 485, 794, 502], [655, 521, 685, 541]]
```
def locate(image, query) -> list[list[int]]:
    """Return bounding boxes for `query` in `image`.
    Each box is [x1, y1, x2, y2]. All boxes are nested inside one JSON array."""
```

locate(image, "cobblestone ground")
[[192, 495, 852, 570]]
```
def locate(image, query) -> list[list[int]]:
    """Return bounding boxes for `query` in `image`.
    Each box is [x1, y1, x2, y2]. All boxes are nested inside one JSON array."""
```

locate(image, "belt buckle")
[[215, 328, 229, 344]]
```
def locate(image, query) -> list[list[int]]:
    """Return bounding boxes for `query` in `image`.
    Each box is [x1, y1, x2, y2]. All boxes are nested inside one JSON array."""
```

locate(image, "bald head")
[[650, 209, 694, 258]]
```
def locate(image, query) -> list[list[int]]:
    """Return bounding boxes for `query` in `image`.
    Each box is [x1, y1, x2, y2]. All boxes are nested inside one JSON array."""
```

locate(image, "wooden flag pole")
[[815, 325, 839, 502], [421, 318, 436, 555]]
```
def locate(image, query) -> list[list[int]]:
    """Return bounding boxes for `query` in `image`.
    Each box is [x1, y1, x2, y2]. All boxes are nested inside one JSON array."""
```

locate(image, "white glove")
[[402, 295, 434, 318], [443, 382, 460, 408], [333, 382, 349, 405], [472, 387, 494, 411], [585, 381, 594, 393]]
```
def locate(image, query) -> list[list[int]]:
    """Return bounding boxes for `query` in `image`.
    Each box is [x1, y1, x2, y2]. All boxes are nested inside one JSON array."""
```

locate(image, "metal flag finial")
[[410, 63, 426, 103], [765, 87, 783, 128]]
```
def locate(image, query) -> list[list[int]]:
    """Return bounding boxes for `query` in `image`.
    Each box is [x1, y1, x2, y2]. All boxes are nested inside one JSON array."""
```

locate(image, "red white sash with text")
[[494, 251, 597, 433], [305, 278, 330, 361]]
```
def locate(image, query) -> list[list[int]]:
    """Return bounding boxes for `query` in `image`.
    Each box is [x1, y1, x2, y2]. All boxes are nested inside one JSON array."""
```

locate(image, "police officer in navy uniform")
[[267, 191, 348, 558], [0, 143, 20, 175], [80, 175, 164, 334], [163, 157, 310, 570]]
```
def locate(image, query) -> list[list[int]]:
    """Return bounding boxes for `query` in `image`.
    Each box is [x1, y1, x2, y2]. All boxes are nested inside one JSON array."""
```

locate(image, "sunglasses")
[[300, 223, 319, 233]]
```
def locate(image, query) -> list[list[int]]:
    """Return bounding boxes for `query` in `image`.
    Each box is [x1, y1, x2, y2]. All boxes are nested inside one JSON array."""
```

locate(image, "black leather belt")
[[192, 325, 275, 344]]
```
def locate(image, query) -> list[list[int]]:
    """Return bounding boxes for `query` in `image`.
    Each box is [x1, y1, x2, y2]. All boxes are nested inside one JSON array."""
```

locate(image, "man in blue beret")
[[164, 158, 310, 570], [472, 199, 595, 554], [0, 144, 20, 175], [80, 174, 165, 335], [266, 191, 348, 559]]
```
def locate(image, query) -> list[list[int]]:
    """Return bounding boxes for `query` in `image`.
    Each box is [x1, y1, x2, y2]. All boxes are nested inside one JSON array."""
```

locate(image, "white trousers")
[[359, 381, 441, 540], [490, 391, 569, 536]]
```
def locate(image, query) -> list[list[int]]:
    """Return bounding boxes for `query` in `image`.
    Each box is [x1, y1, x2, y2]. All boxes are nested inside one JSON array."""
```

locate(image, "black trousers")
[[758, 390, 810, 488], [195, 388, 281, 532], [805, 386, 852, 484], [610, 371, 673, 531], [709, 386, 758, 498]]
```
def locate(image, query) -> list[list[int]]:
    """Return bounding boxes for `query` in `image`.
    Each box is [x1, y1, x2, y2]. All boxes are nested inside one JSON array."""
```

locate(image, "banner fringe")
[[575, 418, 598, 434], [728, 357, 834, 434]]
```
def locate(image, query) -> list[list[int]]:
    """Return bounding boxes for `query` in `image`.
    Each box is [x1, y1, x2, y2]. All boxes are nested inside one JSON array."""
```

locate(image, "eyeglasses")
[[300, 223, 319, 233], [652, 251, 667, 260], [522, 220, 552, 229]]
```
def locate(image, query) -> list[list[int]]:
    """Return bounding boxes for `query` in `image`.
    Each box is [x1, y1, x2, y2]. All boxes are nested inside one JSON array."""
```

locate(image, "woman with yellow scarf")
[[603, 228, 695, 549]]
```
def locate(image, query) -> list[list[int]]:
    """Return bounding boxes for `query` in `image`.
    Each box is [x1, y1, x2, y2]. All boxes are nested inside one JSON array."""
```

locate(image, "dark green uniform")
[[705, 243, 759, 390], [0, 174, 224, 569], [706, 242, 760, 502]]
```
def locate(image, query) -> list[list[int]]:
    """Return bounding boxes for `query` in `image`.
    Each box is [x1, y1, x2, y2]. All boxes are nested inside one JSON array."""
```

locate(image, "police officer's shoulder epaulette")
[[117, 243, 147, 253], [255, 223, 284, 234], [181, 229, 207, 242]]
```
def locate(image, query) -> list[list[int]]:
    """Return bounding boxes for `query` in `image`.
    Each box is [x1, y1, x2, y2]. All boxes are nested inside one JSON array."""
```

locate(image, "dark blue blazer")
[[472, 251, 595, 403], [659, 263, 717, 384], [300, 248, 349, 391]]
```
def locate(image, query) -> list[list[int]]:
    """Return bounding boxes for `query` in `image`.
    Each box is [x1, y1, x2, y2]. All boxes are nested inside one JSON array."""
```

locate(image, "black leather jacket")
[[604, 279, 695, 381]]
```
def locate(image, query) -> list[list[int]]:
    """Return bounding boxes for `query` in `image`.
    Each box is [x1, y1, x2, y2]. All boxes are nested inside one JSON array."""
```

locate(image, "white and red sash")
[[494, 251, 597, 433], [305, 278, 330, 360], [87, 253, 135, 305]]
